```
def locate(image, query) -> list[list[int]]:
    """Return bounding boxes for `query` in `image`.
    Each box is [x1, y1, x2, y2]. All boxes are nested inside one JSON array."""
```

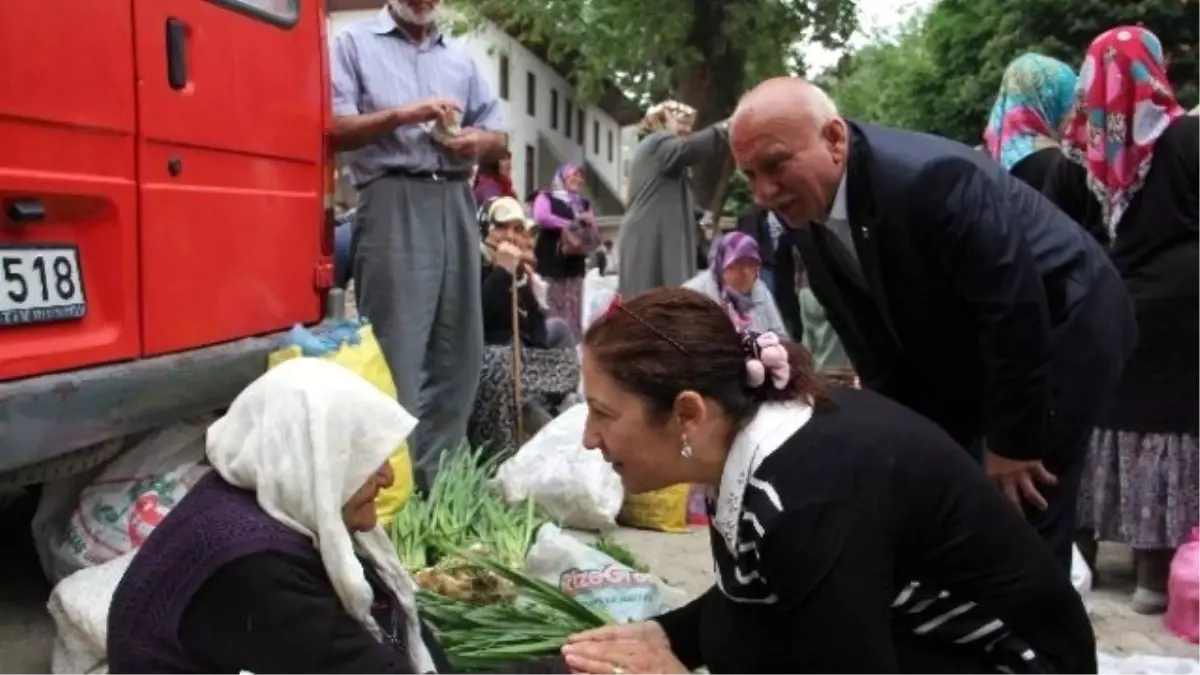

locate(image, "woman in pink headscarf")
[[1042, 26, 1198, 614], [683, 232, 789, 337]]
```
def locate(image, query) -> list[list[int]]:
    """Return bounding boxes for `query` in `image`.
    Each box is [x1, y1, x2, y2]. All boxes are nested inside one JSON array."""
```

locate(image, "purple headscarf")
[[551, 163, 587, 213], [708, 232, 761, 317]]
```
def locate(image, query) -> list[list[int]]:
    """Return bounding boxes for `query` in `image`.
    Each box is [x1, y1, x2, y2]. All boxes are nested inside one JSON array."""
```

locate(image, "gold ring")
[[612, 667, 626, 675]]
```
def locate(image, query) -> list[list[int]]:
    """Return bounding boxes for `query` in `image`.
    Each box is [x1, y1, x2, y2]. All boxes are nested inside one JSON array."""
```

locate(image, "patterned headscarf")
[[984, 53, 1079, 170], [708, 232, 762, 323], [1061, 26, 1185, 237], [640, 100, 697, 135], [551, 163, 587, 213]]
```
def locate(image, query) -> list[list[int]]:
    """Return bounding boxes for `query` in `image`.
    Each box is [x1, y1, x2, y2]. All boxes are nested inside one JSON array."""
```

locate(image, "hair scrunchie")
[[741, 330, 791, 390]]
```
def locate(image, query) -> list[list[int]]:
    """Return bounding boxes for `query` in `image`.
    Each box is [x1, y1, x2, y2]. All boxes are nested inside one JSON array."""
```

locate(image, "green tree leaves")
[[824, 0, 1199, 144]]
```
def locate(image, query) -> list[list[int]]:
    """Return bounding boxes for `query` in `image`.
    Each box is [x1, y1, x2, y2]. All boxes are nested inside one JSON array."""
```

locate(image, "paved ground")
[[2, 489, 1196, 673]]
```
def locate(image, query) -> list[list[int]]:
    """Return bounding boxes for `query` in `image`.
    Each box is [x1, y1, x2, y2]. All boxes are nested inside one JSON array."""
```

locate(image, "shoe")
[[1131, 587, 1168, 615]]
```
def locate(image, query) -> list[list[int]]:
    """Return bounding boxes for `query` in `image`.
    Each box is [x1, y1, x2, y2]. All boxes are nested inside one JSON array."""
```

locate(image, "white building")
[[327, 1, 640, 216]]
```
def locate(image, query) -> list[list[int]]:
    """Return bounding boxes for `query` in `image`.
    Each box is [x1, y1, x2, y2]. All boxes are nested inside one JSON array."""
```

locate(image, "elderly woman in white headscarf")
[[617, 100, 730, 297], [105, 358, 564, 674]]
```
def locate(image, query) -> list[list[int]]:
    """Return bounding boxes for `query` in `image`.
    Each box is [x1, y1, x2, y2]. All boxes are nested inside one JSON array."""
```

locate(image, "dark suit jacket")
[[790, 121, 1134, 462], [736, 205, 803, 337]]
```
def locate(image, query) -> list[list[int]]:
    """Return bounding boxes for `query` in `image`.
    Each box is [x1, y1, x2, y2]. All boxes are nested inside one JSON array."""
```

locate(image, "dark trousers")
[[1028, 267, 1137, 570]]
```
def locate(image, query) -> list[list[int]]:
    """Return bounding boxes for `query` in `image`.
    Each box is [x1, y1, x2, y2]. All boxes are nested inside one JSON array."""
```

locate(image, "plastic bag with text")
[[493, 404, 623, 531], [32, 421, 212, 583], [524, 524, 686, 623]]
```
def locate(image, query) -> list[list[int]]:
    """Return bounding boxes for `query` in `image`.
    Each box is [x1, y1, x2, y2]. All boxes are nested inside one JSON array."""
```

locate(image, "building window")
[[564, 100, 574, 137], [498, 55, 510, 100], [607, 130, 614, 162], [524, 144, 536, 196], [592, 121, 600, 154], [550, 89, 559, 130], [525, 71, 536, 116], [576, 110, 584, 145], [211, 0, 298, 27]]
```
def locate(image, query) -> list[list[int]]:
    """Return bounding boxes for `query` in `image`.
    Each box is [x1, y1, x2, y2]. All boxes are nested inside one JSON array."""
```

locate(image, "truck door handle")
[[5, 199, 45, 224], [166, 18, 189, 90]]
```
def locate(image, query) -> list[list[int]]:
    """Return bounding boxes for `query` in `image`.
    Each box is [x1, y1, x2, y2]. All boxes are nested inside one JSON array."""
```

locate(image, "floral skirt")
[[467, 345, 579, 457], [1077, 429, 1199, 550], [546, 276, 584, 345]]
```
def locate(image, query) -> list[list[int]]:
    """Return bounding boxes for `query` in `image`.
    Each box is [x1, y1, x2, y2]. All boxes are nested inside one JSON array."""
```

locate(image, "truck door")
[[0, 0, 141, 381], [133, 0, 325, 356]]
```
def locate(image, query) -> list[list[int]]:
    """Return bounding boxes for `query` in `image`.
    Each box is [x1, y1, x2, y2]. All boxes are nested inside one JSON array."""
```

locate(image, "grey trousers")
[[352, 175, 483, 490]]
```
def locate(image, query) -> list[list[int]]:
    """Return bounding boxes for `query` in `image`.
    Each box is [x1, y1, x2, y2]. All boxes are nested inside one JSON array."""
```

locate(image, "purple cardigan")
[[107, 473, 317, 673]]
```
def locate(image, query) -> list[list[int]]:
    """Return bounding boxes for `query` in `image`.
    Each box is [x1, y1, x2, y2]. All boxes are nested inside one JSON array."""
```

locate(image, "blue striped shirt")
[[330, 8, 503, 185]]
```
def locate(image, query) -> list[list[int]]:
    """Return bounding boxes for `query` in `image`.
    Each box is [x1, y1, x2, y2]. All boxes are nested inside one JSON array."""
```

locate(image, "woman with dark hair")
[[561, 287, 1095, 674], [473, 147, 516, 203]]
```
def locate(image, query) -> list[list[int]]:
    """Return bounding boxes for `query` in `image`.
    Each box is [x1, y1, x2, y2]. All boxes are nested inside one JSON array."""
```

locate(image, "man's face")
[[731, 113, 848, 228], [389, 0, 439, 26]]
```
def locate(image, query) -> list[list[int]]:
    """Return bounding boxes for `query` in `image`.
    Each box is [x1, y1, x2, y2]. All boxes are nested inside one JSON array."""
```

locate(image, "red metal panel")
[[0, 0, 140, 381], [133, 0, 325, 356]]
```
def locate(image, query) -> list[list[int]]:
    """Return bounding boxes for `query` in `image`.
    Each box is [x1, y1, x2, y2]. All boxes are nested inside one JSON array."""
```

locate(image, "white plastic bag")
[[1071, 544, 1093, 595], [581, 269, 618, 335], [493, 404, 623, 531], [524, 524, 685, 623], [47, 551, 135, 674], [32, 419, 212, 582], [1097, 652, 1200, 674]]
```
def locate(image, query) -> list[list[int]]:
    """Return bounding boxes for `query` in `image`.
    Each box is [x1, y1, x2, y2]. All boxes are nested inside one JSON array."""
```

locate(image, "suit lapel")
[[790, 227, 872, 362], [845, 126, 905, 355]]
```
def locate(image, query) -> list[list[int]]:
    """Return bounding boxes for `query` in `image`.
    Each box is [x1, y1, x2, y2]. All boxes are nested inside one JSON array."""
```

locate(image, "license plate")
[[0, 246, 87, 326]]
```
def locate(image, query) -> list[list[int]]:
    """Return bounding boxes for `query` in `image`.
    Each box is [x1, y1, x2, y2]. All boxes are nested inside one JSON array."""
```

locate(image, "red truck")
[[0, 0, 336, 484]]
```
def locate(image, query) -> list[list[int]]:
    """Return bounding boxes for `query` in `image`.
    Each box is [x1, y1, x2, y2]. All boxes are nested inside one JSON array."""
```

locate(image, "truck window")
[[209, 0, 299, 28]]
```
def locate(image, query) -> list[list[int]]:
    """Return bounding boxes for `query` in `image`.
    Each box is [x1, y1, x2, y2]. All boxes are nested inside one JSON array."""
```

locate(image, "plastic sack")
[[47, 551, 135, 674], [32, 421, 212, 583], [493, 404, 623, 531], [1071, 544, 1093, 594], [525, 524, 685, 623], [269, 319, 413, 525], [1098, 651, 1200, 674], [619, 484, 692, 533], [581, 269, 618, 336], [1165, 528, 1200, 643]]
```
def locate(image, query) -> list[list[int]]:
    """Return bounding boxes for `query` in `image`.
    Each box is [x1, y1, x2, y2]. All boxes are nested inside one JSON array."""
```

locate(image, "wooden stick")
[[510, 272, 525, 445]]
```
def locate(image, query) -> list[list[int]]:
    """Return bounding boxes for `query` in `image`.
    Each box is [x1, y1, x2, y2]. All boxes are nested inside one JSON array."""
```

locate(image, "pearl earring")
[[681, 435, 694, 459]]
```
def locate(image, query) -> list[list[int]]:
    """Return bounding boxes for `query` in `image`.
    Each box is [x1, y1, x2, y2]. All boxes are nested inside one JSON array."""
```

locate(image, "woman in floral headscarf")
[[1042, 26, 1198, 615], [618, 100, 730, 297], [983, 53, 1078, 189], [683, 232, 789, 337], [531, 163, 599, 343]]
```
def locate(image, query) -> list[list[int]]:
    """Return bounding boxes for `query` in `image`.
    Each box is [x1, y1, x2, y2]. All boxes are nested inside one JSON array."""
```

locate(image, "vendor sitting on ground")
[[106, 359, 563, 674], [480, 196, 574, 349], [563, 288, 1096, 674], [683, 232, 789, 337], [468, 197, 580, 454]]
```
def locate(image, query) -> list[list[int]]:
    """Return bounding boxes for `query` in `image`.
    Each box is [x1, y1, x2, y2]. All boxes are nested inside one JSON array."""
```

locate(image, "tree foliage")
[[823, 0, 1200, 145], [452, 0, 857, 108]]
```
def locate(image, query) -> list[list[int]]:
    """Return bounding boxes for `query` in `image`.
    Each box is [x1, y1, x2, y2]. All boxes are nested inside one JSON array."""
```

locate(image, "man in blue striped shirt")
[[331, 0, 506, 489]]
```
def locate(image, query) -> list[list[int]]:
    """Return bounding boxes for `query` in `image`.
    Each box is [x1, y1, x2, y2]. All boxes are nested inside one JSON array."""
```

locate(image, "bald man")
[[731, 77, 1137, 570]]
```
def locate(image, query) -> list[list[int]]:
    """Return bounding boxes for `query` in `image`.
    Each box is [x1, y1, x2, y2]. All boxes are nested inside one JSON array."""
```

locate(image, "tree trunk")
[[672, 0, 748, 208]]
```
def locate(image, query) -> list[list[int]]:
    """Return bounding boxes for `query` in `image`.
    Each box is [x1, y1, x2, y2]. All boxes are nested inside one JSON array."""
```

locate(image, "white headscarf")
[[206, 358, 437, 673]]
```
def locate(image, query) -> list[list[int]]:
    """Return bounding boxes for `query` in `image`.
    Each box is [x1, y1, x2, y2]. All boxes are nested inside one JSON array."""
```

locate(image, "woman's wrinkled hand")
[[494, 241, 523, 273], [563, 622, 686, 674]]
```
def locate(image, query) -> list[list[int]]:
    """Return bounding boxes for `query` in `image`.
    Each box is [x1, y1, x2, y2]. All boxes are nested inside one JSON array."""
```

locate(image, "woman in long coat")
[[617, 101, 728, 296]]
